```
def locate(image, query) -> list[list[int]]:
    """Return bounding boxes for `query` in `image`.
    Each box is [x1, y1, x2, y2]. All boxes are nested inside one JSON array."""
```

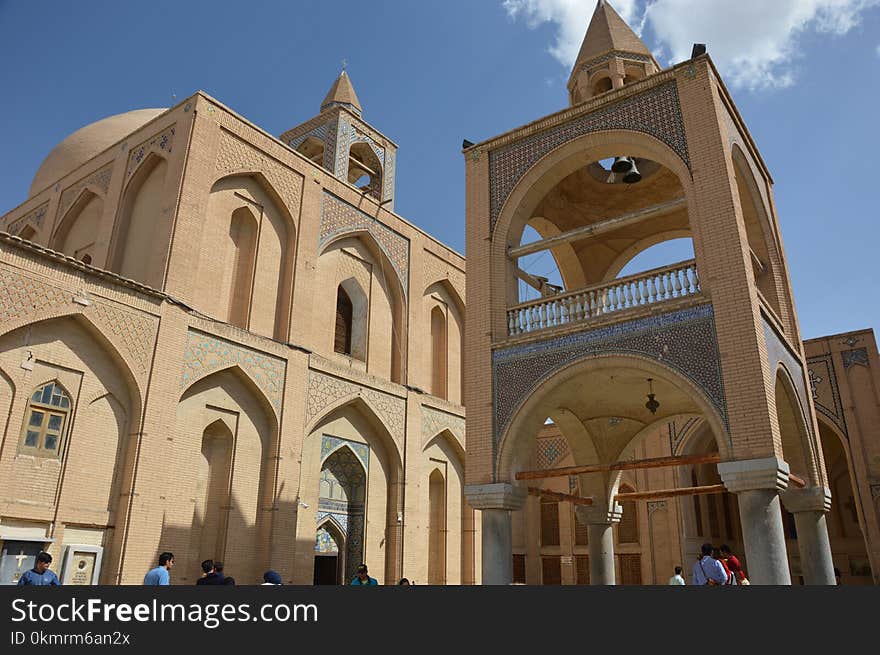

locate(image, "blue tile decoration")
[[574, 51, 653, 74], [842, 348, 869, 370], [488, 80, 689, 232], [536, 436, 569, 469], [180, 329, 285, 413], [2, 203, 48, 235], [492, 304, 726, 469], [126, 125, 175, 178], [318, 438, 367, 581], [806, 354, 847, 438], [321, 434, 370, 470], [315, 526, 339, 553], [761, 317, 813, 439], [320, 191, 409, 296], [286, 123, 330, 152]]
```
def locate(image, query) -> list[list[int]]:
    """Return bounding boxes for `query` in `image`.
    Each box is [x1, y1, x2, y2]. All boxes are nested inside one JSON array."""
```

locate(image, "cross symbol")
[[15, 550, 28, 568], [808, 369, 822, 400], [341, 58, 348, 72]]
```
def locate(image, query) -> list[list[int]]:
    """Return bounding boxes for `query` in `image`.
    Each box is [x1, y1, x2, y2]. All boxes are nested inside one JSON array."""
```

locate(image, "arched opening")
[[19, 381, 72, 457], [348, 142, 383, 200], [317, 236, 405, 383], [428, 468, 447, 584], [111, 154, 168, 286], [193, 419, 234, 565], [431, 306, 447, 399], [774, 368, 811, 482], [314, 519, 345, 585], [613, 237, 695, 280], [592, 76, 613, 95], [817, 419, 873, 584], [200, 175, 296, 340], [177, 368, 276, 585], [319, 445, 367, 584], [17, 225, 37, 241], [335, 286, 354, 355], [53, 191, 103, 264], [227, 207, 258, 329], [731, 147, 786, 325], [296, 136, 325, 167]]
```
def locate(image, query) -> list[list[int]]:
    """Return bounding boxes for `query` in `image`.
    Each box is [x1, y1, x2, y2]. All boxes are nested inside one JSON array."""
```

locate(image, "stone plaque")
[[61, 545, 103, 585]]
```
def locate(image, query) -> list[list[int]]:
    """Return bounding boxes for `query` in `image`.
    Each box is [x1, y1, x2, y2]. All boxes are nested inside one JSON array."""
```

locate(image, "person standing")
[[720, 545, 747, 584], [350, 563, 378, 586], [262, 570, 282, 585], [668, 566, 685, 585], [17, 552, 60, 586], [144, 552, 174, 585], [196, 559, 225, 585], [692, 543, 728, 586]]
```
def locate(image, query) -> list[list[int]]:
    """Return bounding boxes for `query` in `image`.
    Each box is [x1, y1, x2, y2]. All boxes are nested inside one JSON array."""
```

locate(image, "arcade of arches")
[[0, 1, 877, 586]]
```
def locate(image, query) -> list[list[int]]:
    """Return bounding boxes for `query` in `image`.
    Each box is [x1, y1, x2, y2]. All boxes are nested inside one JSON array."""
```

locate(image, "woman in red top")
[[720, 544, 745, 583]]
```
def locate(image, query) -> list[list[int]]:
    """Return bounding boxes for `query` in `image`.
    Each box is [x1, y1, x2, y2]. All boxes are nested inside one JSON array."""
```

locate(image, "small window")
[[334, 287, 353, 355], [19, 381, 71, 457]]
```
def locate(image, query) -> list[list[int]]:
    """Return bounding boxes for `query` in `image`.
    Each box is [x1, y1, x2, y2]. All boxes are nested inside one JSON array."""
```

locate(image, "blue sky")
[[0, 0, 877, 340]]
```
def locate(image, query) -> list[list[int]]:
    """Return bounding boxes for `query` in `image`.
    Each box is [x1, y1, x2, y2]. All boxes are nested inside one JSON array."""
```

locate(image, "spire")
[[567, 1, 659, 106], [320, 70, 362, 115], [573, 0, 652, 70]]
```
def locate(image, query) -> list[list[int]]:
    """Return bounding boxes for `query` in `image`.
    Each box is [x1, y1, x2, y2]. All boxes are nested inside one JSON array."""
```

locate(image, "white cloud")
[[503, 0, 880, 91]]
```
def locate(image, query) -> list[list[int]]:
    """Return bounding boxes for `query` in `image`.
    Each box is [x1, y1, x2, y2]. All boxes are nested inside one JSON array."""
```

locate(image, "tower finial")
[[321, 68, 363, 115]]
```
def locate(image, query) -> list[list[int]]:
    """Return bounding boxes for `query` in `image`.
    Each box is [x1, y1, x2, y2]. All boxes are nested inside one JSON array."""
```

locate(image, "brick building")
[[0, 72, 472, 585], [0, 0, 876, 586]]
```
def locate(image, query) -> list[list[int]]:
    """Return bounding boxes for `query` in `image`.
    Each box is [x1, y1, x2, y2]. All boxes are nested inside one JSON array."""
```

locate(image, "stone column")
[[575, 505, 622, 585], [718, 457, 792, 585], [464, 483, 527, 585], [781, 487, 836, 585]]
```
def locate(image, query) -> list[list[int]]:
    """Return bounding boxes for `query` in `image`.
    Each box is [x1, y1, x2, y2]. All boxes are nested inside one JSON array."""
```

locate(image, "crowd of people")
[[667, 543, 749, 586]]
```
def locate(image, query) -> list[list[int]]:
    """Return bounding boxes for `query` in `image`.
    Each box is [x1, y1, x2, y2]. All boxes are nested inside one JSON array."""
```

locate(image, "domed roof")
[[29, 108, 168, 198]]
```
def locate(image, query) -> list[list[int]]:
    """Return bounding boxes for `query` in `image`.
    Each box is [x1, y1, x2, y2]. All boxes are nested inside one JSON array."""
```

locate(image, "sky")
[[0, 0, 878, 340]]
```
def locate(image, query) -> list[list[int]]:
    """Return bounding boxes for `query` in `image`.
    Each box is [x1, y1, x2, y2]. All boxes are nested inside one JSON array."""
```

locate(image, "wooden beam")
[[515, 453, 720, 481], [527, 487, 594, 506], [788, 473, 806, 488], [615, 484, 726, 501], [509, 197, 686, 259], [349, 154, 378, 177], [513, 266, 562, 296]]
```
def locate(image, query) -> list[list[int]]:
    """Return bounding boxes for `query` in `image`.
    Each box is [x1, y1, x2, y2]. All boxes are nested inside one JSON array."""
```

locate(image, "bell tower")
[[464, 0, 835, 586], [567, 0, 660, 105], [281, 70, 397, 209]]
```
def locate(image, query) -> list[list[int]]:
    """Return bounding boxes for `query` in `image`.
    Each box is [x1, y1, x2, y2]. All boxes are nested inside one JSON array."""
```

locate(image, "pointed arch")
[[774, 363, 815, 483], [180, 363, 279, 433], [110, 152, 169, 286], [425, 280, 464, 404], [51, 188, 104, 263]]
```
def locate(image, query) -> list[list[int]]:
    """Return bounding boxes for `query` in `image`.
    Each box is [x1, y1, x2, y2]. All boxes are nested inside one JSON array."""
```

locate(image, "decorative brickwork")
[[320, 192, 409, 295], [492, 304, 725, 453], [668, 416, 700, 455], [2, 203, 49, 235], [574, 50, 653, 74], [489, 80, 689, 231], [88, 301, 158, 381], [422, 405, 465, 448], [807, 354, 847, 437], [535, 435, 570, 469], [215, 130, 304, 217], [0, 269, 68, 324], [422, 250, 465, 300], [321, 434, 370, 470], [57, 163, 114, 220], [334, 115, 351, 178], [306, 370, 406, 445], [126, 125, 175, 178], [180, 329, 286, 413]]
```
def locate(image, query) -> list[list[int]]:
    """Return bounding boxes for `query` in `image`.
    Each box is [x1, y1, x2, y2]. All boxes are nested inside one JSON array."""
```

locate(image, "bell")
[[623, 158, 642, 184], [611, 156, 632, 173]]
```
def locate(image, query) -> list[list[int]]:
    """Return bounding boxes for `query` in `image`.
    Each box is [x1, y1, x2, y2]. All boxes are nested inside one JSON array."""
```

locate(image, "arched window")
[[335, 286, 353, 355], [431, 305, 448, 399], [20, 381, 71, 457]]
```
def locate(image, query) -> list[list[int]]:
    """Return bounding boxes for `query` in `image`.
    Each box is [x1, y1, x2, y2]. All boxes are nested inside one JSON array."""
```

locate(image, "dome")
[[29, 108, 168, 198]]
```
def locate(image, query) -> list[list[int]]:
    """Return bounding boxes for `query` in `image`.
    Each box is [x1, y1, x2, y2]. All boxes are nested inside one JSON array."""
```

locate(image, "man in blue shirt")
[[17, 551, 61, 586], [143, 552, 174, 585], [692, 543, 729, 585], [350, 563, 378, 586]]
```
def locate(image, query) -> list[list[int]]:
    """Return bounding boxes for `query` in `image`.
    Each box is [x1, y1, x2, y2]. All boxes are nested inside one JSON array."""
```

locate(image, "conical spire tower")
[[320, 70, 363, 116], [567, 0, 660, 105]]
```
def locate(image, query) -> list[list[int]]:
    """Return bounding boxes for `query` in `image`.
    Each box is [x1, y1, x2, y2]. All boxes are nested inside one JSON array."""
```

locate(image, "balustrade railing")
[[507, 259, 701, 336]]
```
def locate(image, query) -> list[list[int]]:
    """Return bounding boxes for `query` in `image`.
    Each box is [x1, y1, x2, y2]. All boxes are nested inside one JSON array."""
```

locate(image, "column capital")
[[574, 503, 623, 525], [780, 486, 832, 513], [717, 457, 789, 493], [464, 483, 527, 511]]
